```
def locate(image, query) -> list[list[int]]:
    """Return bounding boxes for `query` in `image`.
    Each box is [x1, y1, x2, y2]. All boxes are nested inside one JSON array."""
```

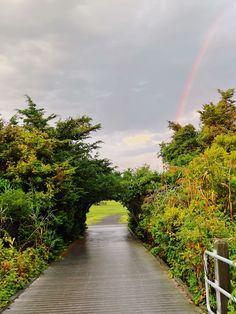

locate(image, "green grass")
[[86, 200, 128, 225]]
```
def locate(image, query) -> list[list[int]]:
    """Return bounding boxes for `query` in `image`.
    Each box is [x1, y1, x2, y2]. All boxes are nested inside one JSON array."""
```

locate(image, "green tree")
[[198, 89, 236, 146], [0, 97, 121, 245], [17, 96, 56, 131], [159, 122, 200, 166], [119, 166, 160, 236]]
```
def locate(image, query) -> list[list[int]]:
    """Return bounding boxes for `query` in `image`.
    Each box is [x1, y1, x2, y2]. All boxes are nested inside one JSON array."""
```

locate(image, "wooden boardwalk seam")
[[3, 225, 201, 314]]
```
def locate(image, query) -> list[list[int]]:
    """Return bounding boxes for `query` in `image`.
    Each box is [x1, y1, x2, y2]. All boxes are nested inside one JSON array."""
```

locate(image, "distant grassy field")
[[86, 200, 128, 225]]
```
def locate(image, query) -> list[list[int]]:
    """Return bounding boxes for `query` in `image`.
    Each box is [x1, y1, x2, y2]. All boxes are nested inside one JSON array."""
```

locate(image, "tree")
[[159, 122, 200, 166], [0, 97, 121, 244], [55, 116, 101, 141], [119, 166, 160, 234], [198, 89, 236, 146], [17, 96, 56, 131]]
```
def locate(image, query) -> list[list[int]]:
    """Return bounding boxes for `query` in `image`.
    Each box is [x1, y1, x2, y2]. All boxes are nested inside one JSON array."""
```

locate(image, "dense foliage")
[[0, 97, 120, 308], [121, 89, 236, 310]]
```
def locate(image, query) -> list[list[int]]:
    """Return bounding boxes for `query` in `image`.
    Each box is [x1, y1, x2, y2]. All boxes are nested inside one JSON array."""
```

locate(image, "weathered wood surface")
[[3, 224, 201, 313]]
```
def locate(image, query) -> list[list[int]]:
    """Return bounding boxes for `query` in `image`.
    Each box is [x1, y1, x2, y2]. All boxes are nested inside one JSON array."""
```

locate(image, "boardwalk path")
[[3, 221, 201, 314]]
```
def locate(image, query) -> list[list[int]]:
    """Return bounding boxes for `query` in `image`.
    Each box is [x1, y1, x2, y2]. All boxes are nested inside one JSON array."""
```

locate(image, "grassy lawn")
[[86, 200, 128, 225]]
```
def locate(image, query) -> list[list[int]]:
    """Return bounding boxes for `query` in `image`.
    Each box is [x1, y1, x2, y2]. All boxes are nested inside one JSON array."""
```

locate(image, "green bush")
[[0, 237, 49, 308]]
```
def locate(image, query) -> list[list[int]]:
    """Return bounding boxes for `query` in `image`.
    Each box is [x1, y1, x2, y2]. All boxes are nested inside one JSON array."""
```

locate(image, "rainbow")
[[175, 12, 224, 122]]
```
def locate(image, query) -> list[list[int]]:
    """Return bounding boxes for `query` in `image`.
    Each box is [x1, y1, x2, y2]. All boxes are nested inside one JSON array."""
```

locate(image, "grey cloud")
[[0, 0, 235, 169]]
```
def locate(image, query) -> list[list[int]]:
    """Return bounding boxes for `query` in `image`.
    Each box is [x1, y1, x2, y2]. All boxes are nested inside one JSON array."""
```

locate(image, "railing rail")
[[204, 248, 236, 314]]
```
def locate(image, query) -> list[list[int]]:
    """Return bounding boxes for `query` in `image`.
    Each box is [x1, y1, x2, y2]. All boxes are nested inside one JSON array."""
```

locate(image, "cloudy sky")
[[0, 0, 235, 170]]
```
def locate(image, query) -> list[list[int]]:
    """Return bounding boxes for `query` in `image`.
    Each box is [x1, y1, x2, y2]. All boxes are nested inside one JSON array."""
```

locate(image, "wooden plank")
[[214, 240, 231, 314]]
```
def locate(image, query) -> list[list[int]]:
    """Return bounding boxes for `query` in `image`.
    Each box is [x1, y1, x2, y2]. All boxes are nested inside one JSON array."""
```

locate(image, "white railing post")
[[204, 249, 236, 313]]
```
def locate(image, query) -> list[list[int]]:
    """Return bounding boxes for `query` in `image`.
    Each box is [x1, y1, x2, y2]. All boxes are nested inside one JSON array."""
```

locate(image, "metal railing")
[[204, 249, 236, 314]]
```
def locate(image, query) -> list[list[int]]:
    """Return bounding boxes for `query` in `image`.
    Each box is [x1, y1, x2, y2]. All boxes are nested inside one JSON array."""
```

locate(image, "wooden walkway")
[[3, 224, 201, 314]]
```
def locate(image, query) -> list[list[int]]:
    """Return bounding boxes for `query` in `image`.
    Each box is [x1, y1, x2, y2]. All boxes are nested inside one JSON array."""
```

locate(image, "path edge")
[[0, 237, 85, 314], [128, 227, 207, 314]]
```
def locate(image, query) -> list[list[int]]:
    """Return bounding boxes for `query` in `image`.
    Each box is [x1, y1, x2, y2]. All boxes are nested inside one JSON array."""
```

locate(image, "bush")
[[0, 237, 49, 308], [123, 134, 236, 306]]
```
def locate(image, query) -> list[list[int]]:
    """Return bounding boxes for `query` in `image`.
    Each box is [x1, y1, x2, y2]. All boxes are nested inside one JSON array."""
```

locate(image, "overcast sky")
[[0, 0, 235, 170]]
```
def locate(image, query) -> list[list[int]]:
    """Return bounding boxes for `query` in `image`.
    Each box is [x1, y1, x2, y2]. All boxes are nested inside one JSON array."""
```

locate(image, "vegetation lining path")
[[3, 224, 200, 314]]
